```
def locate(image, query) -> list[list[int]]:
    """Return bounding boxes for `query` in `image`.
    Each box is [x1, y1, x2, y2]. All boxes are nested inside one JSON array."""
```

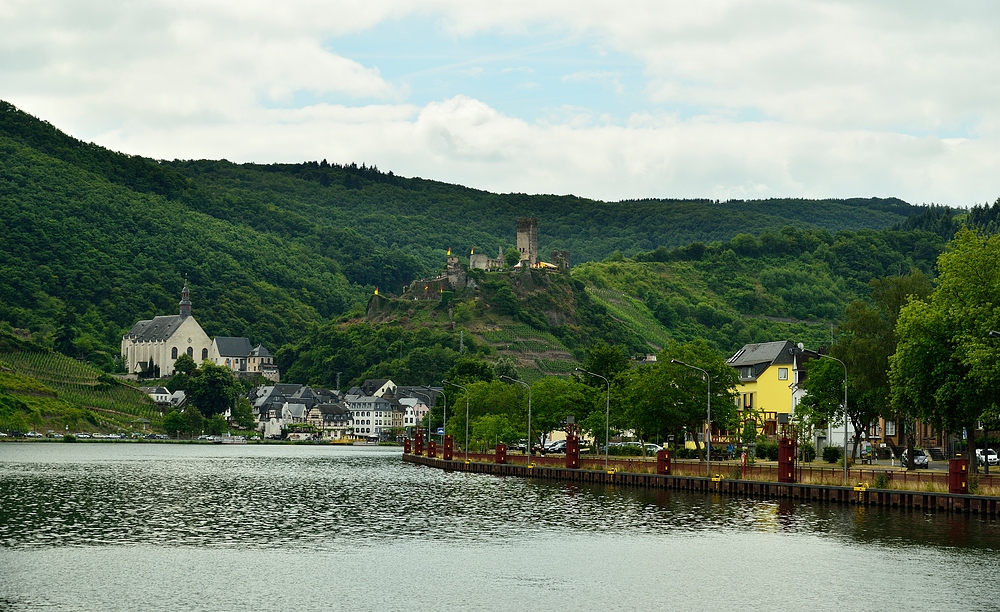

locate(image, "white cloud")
[[2, 0, 999, 207]]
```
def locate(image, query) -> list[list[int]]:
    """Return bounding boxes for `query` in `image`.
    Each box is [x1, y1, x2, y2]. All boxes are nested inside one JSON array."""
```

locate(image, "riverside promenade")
[[404, 451, 1000, 517]]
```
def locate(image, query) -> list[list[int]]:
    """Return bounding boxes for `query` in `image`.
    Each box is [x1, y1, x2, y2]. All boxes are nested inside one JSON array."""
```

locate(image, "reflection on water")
[[1, 443, 999, 610]]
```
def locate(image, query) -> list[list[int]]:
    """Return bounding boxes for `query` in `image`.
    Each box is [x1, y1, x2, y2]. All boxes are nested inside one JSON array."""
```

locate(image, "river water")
[[1, 443, 999, 611]]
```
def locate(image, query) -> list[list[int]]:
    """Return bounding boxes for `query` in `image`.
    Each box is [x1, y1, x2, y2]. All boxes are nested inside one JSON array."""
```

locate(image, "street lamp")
[[501, 375, 531, 464], [671, 359, 711, 477], [575, 367, 610, 470], [423, 385, 445, 444], [409, 389, 432, 444], [790, 343, 848, 485], [443, 380, 469, 462]]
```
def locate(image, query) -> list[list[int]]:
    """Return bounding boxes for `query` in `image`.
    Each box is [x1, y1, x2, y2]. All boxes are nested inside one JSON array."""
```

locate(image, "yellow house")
[[726, 340, 798, 438]]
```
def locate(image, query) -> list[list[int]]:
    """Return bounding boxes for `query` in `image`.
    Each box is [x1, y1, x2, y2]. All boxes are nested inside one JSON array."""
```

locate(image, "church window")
[[187, 347, 193, 357], [202, 348, 208, 360], [171, 347, 178, 359]]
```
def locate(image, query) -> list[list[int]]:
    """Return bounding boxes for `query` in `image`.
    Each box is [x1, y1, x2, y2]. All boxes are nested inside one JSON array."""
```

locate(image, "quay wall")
[[403, 453, 1000, 517]]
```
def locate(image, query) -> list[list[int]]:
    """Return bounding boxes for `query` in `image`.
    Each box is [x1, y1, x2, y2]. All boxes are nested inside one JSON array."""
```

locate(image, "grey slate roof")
[[727, 341, 795, 367], [251, 344, 271, 358], [215, 337, 253, 357], [125, 315, 185, 342]]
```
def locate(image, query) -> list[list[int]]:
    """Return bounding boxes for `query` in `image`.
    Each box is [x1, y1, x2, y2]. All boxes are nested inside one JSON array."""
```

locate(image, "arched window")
[[202, 348, 208, 360], [187, 347, 193, 357], [171, 347, 178, 359]]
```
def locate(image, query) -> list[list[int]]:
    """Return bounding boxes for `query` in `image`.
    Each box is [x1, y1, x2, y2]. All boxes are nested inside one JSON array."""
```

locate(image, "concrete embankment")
[[404, 453, 1000, 517]]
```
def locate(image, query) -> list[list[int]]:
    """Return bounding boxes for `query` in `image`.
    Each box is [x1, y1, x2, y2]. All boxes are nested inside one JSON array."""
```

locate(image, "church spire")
[[179, 278, 191, 318]]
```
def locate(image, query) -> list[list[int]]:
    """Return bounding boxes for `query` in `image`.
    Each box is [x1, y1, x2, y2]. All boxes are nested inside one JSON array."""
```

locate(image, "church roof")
[[125, 315, 185, 342], [251, 344, 272, 358], [214, 337, 253, 357]]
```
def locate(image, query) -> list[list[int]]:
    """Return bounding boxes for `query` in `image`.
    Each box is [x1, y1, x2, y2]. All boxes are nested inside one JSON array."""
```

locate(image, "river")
[[1, 443, 998, 610]]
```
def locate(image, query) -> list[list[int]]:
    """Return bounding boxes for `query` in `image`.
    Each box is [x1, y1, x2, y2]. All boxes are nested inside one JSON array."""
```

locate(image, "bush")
[[607, 444, 643, 457], [63, 434, 76, 443], [823, 445, 843, 464], [799, 441, 817, 462], [756, 441, 779, 461], [872, 472, 890, 489]]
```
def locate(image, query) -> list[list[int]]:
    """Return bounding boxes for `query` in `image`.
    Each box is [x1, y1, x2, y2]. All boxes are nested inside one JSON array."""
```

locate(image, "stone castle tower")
[[516, 217, 538, 266]]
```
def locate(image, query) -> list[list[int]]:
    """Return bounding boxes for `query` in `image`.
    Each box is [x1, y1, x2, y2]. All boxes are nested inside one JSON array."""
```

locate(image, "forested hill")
[[0, 99, 927, 374]]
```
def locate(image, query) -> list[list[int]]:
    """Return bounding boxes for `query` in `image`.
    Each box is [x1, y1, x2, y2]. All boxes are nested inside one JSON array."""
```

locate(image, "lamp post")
[[423, 385, 445, 444], [575, 367, 610, 470], [409, 389, 432, 445], [671, 359, 711, 477], [501, 375, 531, 464], [790, 343, 848, 485], [443, 380, 469, 462]]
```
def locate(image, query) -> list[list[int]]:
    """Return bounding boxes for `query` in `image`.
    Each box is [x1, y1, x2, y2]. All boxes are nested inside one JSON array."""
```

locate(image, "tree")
[[231, 397, 255, 430], [173, 353, 197, 375], [163, 410, 185, 437], [206, 413, 227, 436], [579, 342, 631, 385], [891, 229, 1000, 472], [186, 362, 239, 417], [530, 377, 592, 444], [493, 355, 520, 381], [505, 247, 521, 269], [621, 341, 738, 458]]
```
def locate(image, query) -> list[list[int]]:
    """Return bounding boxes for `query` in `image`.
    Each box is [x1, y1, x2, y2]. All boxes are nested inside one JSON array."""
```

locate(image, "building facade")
[[121, 282, 212, 378]]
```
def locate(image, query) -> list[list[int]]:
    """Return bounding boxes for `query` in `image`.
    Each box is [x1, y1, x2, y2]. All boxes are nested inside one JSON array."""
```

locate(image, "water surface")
[[1, 443, 998, 610]]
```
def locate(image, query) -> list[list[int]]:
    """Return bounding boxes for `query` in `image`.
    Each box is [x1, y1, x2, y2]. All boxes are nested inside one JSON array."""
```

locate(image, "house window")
[[778, 368, 788, 380], [885, 421, 896, 436], [171, 347, 178, 359]]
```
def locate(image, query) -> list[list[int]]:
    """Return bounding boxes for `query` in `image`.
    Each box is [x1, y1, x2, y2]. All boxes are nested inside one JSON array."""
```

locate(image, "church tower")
[[179, 279, 191, 318]]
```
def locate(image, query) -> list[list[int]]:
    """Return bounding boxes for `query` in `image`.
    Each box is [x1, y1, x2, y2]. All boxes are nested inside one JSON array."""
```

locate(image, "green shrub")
[[872, 472, 890, 489], [798, 441, 817, 462], [63, 434, 76, 442], [823, 445, 843, 464], [607, 444, 643, 456], [756, 441, 779, 461]]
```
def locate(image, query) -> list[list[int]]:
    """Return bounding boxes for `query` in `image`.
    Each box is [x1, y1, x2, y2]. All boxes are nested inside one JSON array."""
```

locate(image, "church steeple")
[[179, 279, 191, 318]]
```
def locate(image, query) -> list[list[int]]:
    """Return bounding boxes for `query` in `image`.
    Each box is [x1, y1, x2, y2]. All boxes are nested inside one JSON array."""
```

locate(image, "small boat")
[[214, 435, 247, 444]]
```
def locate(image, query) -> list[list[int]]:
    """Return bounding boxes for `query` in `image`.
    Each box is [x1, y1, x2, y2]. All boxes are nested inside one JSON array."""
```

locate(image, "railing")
[[455, 452, 1000, 491]]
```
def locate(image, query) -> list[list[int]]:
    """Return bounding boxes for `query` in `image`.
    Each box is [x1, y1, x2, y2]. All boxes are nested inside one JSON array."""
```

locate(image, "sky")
[[2, 1, 999, 206]]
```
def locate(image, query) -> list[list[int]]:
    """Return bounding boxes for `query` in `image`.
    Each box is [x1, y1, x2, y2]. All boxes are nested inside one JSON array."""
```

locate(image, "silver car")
[[900, 448, 929, 468]]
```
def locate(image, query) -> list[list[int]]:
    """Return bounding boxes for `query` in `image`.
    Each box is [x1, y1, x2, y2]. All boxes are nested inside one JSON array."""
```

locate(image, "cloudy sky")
[[2, 1, 998, 205]]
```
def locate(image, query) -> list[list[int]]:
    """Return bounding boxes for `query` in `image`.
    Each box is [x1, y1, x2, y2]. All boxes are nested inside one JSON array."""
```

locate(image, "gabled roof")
[[214, 337, 253, 357], [727, 341, 795, 368], [125, 315, 185, 342], [251, 344, 271, 358]]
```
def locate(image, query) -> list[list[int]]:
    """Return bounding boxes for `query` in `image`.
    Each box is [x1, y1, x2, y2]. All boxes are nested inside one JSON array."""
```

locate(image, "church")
[[121, 281, 212, 378]]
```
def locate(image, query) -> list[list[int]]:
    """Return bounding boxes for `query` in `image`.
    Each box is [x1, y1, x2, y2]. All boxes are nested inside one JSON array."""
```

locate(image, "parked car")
[[25, 431, 43, 438], [900, 448, 929, 468], [976, 448, 999, 466], [544, 439, 567, 453], [644, 444, 664, 454]]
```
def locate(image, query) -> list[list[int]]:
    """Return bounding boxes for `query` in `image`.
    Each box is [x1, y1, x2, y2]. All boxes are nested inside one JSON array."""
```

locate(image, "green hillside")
[[0, 99, 942, 386], [0, 327, 158, 433]]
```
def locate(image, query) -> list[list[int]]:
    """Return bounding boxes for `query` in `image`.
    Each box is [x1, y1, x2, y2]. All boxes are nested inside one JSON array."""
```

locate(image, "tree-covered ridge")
[[575, 225, 946, 355], [167, 157, 920, 268]]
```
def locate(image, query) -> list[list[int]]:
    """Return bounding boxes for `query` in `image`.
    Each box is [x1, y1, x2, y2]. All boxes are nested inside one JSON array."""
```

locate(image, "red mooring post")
[[428, 440, 437, 459], [495, 443, 507, 464], [443, 435, 454, 461], [656, 449, 671, 475], [414, 430, 424, 456], [949, 457, 969, 494], [565, 435, 580, 469], [778, 438, 796, 483], [403, 438, 411, 454]]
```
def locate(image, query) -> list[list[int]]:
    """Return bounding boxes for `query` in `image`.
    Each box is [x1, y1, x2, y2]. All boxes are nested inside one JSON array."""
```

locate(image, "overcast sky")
[[2, 1, 998, 206]]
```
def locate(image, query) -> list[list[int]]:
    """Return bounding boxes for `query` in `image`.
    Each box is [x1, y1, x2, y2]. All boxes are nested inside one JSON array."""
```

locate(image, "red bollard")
[[414, 431, 424, 456], [565, 436, 580, 469], [778, 438, 796, 483], [403, 439, 411, 454], [443, 435, 453, 461], [949, 457, 969, 494], [656, 449, 671, 475], [495, 443, 507, 464], [428, 440, 437, 459]]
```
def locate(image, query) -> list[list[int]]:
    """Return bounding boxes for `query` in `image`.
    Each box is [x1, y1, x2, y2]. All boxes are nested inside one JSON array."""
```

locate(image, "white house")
[[346, 396, 392, 438]]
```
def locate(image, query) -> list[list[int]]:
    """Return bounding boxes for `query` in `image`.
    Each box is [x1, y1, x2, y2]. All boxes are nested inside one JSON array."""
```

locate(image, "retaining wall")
[[403, 454, 1000, 517]]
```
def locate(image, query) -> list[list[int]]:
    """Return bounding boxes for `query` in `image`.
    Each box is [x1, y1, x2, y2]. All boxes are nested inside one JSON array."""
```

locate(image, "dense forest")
[[0, 98, 983, 387]]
